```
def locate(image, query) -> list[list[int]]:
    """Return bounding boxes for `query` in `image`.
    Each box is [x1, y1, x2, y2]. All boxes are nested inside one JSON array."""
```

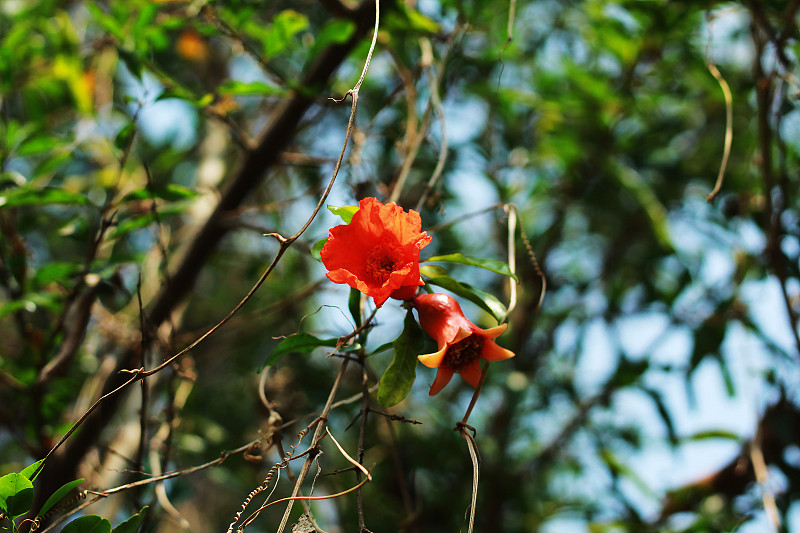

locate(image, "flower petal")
[[418, 345, 448, 368], [428, 367, 455, 396], [459, 360, 483, 387], [321, 197, 430, 306], [473, 323, 508, 339], [453, 327, 472, 344], [390, 284, 419, 301], [480, 339, 515, 361]]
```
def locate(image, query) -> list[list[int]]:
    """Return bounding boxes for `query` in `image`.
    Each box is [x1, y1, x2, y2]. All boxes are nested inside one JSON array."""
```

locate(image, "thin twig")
[[356, 359, 372, 532], [502, 204, 518, 322], [506, 0, 517, 42], [275, 359, 351, 533], [457, 427, 480, 533], [750, 436, 780, 531], [706, 62, 733, 202], [414, 37, 449, 213]]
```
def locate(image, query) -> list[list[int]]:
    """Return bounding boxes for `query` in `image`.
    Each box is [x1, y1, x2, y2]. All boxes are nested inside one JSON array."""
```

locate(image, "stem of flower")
[[460, 361, 490, 426]]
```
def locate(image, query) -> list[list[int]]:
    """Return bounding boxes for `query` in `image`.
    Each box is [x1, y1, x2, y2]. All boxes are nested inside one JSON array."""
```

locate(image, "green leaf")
[[367, 341, 394, 358], [38, 478, 84, 517], [419, 264, 447, 278], [424, 253, 519, 283], [110, 202, 193, 238], [264, 10, 308, 59], [112, 506, 149, 533], [0, 187, 94, 208], [32, 262, 82, 288], [259, 333, 339, 371], [598, 448, 657, 499], [348, 288, 362, 329], [61, 515, 112, 533], [642, 388, 676, 446], [377, 310, 424, 407], [311, 238, 327, 261], [122, 184, 200, 202], [397, 3, 441, 33], [114, 122, 136, 151], [17, 134, 61, 157], [218, 80, 285, 97], [426, 275, 507, 322], [684, 430, 741, 442], [327, 204, 358, 224], [0, 294, 62, 320], [312, 19, 355, 51], [0, 472, 34, 518], [19, 459, 44, 481], [614, 162, 673, 251]]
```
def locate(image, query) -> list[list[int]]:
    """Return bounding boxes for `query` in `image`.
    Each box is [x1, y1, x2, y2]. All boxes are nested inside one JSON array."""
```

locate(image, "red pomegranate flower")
[[413, 293, 515, 395], [321, 197, 432, 307]]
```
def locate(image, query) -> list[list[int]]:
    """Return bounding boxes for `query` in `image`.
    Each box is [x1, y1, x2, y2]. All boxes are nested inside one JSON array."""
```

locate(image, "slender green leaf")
[[426, 275, 507, 322], [327, 204, 358, 224], [396, 3, 441, 33], [684, 430, 741, 442], [122, 184, 199, 202], [0, 294, 62, 320], [218, 80, 285, 97], [419, 264, 448, 278], [38, 478, 84, 517], [424, 253, 519, 283], [348, 288, 362, 329], [0, 473, 34, 518], [61, 515, 112, 533], [367, 341, 394, 358], [32, 262, 82, 288], [110, 202, 194, 238], [19, 459, 44, 481], [598, 448, 657, 499], [377, 311, 424, 407], [259, 333, 339, 371], [112, 506, 149, 533], [114, 122, 136, 151], [17, 134, 61, 157], [642, 388, 676, 446], [0, 187, 94, 208]]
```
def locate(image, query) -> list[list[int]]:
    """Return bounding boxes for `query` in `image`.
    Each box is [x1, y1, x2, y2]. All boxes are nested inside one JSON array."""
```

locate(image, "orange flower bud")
[[413, 293, 514, 395]]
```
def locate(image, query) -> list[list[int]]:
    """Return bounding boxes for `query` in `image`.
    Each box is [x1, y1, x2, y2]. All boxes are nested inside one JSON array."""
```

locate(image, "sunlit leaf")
[[0, 187, 94, 208], [264, 10, 308, 59], [311, 238, 327, 261], [19, 460, 44, 481], [0, 472, 34, 518], [327, 204, 358, 224], [218, 80, 285, 97]]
